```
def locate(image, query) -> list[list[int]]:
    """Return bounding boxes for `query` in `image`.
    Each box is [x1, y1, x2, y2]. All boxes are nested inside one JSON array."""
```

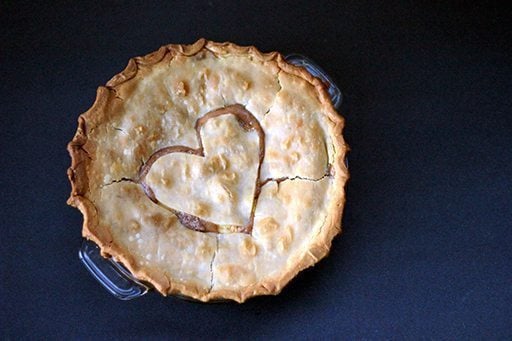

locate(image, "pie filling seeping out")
[[67, 39, 349, 302]]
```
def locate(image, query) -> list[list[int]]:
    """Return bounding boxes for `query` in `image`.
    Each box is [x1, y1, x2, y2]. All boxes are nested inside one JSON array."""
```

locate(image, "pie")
[[67, 39, 349, 302]]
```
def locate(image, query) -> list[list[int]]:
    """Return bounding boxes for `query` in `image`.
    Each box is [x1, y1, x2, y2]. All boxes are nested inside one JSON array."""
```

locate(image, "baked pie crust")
[[67, 39, 349, 302]]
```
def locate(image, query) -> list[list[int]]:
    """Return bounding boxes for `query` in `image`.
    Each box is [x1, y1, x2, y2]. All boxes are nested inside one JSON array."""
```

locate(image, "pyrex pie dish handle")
[[79, 54, 343, 300], [285, 54, 343, 110], [79, 240, 150, 300]]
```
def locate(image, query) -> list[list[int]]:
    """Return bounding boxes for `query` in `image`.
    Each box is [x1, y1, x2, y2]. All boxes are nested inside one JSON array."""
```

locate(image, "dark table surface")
[[2, 1, 511, 338]]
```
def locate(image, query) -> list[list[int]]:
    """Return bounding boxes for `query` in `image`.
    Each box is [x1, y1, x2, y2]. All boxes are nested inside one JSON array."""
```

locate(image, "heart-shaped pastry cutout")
[[140, 105, 264, 233]]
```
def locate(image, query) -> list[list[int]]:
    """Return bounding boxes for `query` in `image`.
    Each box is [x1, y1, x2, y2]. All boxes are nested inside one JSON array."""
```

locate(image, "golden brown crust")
[[67, 39, 349, 303]]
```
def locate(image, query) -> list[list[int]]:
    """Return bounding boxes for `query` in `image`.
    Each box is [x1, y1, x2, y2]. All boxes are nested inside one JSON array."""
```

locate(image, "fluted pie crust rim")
[[67, 39, 349, 302]]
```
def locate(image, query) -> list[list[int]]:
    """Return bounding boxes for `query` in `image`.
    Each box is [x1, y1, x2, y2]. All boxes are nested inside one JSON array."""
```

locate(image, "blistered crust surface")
[[67, 39, 349, 302], [94, 182, 216, 295], [212, 178, 331, 299]]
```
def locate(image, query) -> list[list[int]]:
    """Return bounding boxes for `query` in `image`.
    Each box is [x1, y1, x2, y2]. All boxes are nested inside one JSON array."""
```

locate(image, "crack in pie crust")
[[67, 39, 349, 302]]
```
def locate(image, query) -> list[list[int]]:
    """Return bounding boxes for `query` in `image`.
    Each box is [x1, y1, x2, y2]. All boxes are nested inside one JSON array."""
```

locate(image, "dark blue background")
[[2, 1, 511, 338]]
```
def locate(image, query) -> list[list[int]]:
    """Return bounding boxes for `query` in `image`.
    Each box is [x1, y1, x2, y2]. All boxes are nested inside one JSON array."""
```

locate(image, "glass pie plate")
[[78, 54, 344, 301]]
